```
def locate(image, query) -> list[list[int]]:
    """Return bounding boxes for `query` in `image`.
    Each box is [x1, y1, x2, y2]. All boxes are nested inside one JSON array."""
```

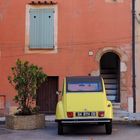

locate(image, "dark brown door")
[[37, 76, 58, 114]]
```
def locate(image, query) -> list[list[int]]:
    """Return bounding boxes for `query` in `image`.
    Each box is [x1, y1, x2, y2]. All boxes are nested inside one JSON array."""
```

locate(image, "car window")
[[67, 81, 102, 92]]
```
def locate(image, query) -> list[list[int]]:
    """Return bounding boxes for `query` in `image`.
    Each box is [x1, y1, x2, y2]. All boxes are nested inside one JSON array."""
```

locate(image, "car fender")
[[56, 101, 65, 120], [106, 100, 113, 119]]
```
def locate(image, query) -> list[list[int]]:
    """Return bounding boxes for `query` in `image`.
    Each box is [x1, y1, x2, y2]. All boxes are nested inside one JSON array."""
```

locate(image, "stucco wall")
[[0, 0, 132, 113]]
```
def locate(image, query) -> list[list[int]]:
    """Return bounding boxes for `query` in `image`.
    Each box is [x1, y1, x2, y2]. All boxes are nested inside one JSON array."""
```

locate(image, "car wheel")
[[58, 122, 63, 135], [105, 122, 112, 135]]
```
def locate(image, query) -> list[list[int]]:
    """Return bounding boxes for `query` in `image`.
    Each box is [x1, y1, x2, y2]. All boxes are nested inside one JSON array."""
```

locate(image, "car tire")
[[105, 122, 112, 135], [58, 122, 63, 135]]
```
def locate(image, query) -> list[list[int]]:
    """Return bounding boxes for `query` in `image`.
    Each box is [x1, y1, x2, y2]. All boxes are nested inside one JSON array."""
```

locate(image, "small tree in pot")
[[6, 59, 47, 129]]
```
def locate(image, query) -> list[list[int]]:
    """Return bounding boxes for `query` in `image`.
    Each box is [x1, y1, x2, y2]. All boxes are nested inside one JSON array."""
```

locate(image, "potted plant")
[[6, 59, 47, 129]]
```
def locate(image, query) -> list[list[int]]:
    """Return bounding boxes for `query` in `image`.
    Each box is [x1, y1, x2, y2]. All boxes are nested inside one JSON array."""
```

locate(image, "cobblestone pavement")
[[0, 123, 140, 140]]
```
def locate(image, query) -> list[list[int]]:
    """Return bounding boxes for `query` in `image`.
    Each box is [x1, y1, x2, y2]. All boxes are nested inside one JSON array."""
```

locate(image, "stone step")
[[101, 74, 118, 79], [113, 103, 121, 109], [45, 115, 55, 122], [112, 103, 129, 118], [113, 110, 130, 118], [100, 69, 118, 74]]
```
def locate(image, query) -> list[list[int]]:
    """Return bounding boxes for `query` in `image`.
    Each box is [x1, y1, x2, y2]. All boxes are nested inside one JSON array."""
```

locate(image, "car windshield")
[[66, 77, 103, 92]]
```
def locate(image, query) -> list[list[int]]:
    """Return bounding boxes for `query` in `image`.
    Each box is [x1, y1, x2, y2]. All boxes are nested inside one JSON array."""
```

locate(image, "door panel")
[[37, 76, 58, 114]]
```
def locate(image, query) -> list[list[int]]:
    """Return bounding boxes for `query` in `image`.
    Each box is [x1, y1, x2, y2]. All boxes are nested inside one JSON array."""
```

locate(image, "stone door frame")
[[94, 47, 129, 110]]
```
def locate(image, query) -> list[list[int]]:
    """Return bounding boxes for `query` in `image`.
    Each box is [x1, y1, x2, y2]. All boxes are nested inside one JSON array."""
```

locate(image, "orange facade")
[[0, 0, 132, 114]]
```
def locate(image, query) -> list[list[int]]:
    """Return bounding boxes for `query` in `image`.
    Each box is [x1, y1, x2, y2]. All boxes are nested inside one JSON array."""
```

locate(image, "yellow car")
[[55, 76, 113, 135]]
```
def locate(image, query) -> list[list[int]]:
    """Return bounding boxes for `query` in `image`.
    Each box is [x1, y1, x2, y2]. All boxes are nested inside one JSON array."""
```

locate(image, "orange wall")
[[0, 0, 131, 107]]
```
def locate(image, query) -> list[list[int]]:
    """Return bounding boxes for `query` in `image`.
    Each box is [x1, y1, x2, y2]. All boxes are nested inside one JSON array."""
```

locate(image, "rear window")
[[66, 76, 103, 93]]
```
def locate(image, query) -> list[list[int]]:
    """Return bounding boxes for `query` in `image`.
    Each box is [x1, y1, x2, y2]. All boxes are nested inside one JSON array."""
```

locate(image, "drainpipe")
[[132, 0, 136, 113]]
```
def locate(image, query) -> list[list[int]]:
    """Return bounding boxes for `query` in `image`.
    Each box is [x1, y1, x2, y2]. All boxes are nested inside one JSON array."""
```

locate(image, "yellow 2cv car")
[[55, 76, 113, 135]]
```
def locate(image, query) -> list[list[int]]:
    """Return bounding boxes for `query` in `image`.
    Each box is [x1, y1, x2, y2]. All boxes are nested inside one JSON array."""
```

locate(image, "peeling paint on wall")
[[121, 62, 127, 72], [88, 0, 95, 12], [0, 0, 11, 21], [105, 0, 124, 3], [128, 97, 133, 113]]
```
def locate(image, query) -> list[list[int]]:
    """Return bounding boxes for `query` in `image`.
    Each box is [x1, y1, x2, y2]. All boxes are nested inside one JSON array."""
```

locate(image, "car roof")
[[66, 76, 102, 83]]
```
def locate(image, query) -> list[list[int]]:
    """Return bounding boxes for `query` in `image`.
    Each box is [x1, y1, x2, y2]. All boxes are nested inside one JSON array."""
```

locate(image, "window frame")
[[66, 77, 103, 93], [25, 4, 58, 54], [66, 81, 103, 93]]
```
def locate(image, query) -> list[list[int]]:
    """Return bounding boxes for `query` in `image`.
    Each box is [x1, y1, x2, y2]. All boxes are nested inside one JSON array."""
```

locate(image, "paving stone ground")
[[0, 122, 140, 140]]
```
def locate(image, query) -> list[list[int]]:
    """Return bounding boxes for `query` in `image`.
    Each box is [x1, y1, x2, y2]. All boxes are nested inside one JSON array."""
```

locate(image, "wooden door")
[[37, 76, 58, 114]]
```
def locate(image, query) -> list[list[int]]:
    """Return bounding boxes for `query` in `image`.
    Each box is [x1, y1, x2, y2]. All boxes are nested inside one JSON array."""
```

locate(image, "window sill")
[[25, 47, 58, 54], [29, 47, 55, 50]]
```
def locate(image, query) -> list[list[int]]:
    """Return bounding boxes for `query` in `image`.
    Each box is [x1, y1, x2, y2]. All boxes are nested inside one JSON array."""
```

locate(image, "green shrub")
[[8, 59, 47, 115]]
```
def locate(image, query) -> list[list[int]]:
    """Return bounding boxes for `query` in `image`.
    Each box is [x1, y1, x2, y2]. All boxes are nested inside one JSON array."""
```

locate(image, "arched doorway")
[[100, 52, 120, 103]]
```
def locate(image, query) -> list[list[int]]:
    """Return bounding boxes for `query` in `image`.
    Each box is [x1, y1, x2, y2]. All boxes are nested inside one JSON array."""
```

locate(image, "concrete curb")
[[0, 120, 140, 125], [113, 120, 140, 125], [1, 116, 140, 125]]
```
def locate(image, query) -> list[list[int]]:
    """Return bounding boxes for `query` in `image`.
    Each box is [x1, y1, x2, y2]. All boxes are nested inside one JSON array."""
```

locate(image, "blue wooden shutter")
[[29, 8, 54, 49]]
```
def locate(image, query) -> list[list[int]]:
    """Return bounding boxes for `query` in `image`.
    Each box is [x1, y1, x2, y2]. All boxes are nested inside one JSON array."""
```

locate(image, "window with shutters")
[[26, 5, 57, 51]]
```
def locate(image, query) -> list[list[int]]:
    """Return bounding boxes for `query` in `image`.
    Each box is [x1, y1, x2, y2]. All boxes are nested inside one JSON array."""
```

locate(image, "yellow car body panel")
[[56, 76, 113, 121], [56, 101, 65, 120], [106, 100, 113, 118]]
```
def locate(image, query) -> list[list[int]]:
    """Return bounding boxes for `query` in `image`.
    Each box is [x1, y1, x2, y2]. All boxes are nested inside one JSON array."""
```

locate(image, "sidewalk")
[[1, 113, 140, 124], [113, 112, 140, 124]]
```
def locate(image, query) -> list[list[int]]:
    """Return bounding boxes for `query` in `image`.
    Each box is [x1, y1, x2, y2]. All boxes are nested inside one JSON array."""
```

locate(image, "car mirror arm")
[[56, 91, 62, 95]]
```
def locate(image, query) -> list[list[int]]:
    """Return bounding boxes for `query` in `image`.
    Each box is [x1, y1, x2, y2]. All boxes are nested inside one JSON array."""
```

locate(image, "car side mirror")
[[56, 91, 61, 95]]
